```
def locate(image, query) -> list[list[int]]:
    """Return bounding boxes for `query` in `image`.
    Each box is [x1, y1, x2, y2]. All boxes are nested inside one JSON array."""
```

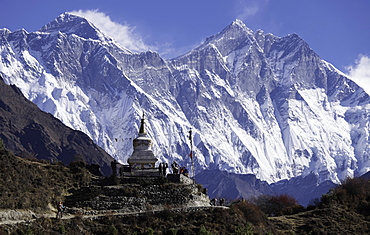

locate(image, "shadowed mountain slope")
[[0, 76, 113, 175]]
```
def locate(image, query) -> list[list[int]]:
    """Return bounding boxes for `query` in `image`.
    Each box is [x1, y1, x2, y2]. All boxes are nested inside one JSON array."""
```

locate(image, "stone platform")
[[167, 174, 194, 185], [64, 176, 210, 214]]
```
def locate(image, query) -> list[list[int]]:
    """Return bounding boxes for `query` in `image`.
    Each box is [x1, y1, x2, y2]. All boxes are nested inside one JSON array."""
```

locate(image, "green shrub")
[[198, 225, 213, 235], [232, 201, 267, 226], [319, 177, 370, 215], [108, 224, 119, 235], [167, 228, 178, 235], [253, 194, 299, 216], [146, 228, 154, 235], [341, 177, 370, 200], [280, 204, 305, 215], [233, 223, 254, 235], [58, 225, 67, 234]]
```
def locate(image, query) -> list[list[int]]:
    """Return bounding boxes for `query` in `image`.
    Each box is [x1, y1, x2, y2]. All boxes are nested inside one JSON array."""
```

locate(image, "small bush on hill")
[[252, 194, 300, 216], [68, 160, 92, 187], [231, 201, 267, 227]]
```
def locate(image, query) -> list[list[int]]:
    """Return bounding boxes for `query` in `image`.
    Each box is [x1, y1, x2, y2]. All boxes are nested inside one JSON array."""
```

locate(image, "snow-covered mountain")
[[1, 13, 370, 188]]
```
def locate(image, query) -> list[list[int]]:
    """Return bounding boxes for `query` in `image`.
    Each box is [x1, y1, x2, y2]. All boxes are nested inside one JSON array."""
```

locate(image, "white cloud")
[[346, 55, 370, 95], [235, 0, 269, 20], [70, 9, 156, 52]]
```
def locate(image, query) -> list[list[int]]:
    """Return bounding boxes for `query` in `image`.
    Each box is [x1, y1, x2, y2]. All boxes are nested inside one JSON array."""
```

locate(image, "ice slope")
[[0, 14, 370, 186], [169, 19, 370, 184]]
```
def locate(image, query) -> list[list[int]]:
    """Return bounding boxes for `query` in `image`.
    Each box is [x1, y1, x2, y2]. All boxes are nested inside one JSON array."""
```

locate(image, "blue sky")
[[1, 0, 369, 91]]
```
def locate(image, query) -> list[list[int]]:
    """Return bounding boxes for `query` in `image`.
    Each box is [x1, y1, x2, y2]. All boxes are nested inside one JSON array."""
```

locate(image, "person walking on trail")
[[56, 202, 65, 219]]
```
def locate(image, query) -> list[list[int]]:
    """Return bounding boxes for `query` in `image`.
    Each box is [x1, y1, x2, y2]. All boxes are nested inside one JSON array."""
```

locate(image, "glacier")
[[1, 14, 370, 188]]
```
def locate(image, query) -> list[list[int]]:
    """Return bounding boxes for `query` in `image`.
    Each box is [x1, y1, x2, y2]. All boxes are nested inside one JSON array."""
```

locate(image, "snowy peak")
[[222, 19, 254, 36], [0, 28, 11, 37], [38, 13, 106, 41], [193, 19, 255, 57], [231, 19, 248, 28]]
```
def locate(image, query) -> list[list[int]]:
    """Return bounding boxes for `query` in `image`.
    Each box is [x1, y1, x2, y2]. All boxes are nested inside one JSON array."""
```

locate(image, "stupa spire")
[[139, 112, 146, 134]]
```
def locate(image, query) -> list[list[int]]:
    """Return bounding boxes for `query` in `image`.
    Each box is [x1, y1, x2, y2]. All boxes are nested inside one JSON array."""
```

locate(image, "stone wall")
[[65, 176, 210, 214]]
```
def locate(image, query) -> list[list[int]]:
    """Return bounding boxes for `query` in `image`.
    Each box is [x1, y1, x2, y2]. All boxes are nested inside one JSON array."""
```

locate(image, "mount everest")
[[1, 13, 370, 197]]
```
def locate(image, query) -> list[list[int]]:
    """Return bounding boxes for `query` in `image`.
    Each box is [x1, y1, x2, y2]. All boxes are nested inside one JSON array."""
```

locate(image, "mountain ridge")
[[1, 13, 370, 203]]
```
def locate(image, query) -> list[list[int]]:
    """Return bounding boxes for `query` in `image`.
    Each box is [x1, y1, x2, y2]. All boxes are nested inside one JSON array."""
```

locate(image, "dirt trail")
[[0, 206, 226, 225]]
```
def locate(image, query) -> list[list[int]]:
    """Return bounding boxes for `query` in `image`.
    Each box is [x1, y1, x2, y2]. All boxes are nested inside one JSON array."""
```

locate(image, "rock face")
[[1, 13, 370, 203], [0, 210, 36, 222]]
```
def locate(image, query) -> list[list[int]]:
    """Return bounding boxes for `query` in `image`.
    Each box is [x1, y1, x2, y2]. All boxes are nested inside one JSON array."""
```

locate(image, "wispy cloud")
[[346, 55, 370, 94], [235, 0, 269, 20], [70, 9, 156, 53]]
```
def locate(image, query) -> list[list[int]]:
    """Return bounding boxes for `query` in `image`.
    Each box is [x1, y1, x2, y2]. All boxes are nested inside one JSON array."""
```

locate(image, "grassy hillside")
[[0, 143, 91, 211], [269, 177, 370, 234]]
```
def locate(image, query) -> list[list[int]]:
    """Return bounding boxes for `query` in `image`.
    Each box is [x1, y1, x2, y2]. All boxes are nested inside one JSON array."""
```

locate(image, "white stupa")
[[127, 113, 158, 176]]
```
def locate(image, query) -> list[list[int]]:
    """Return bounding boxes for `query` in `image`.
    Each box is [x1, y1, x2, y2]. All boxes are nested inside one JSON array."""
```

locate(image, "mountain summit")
[[39, 13, 106, 41], [1, 14, 370, 202]]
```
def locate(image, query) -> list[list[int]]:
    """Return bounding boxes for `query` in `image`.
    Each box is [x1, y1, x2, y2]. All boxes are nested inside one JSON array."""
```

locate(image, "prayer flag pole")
[[189, 128, 195, 182]]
